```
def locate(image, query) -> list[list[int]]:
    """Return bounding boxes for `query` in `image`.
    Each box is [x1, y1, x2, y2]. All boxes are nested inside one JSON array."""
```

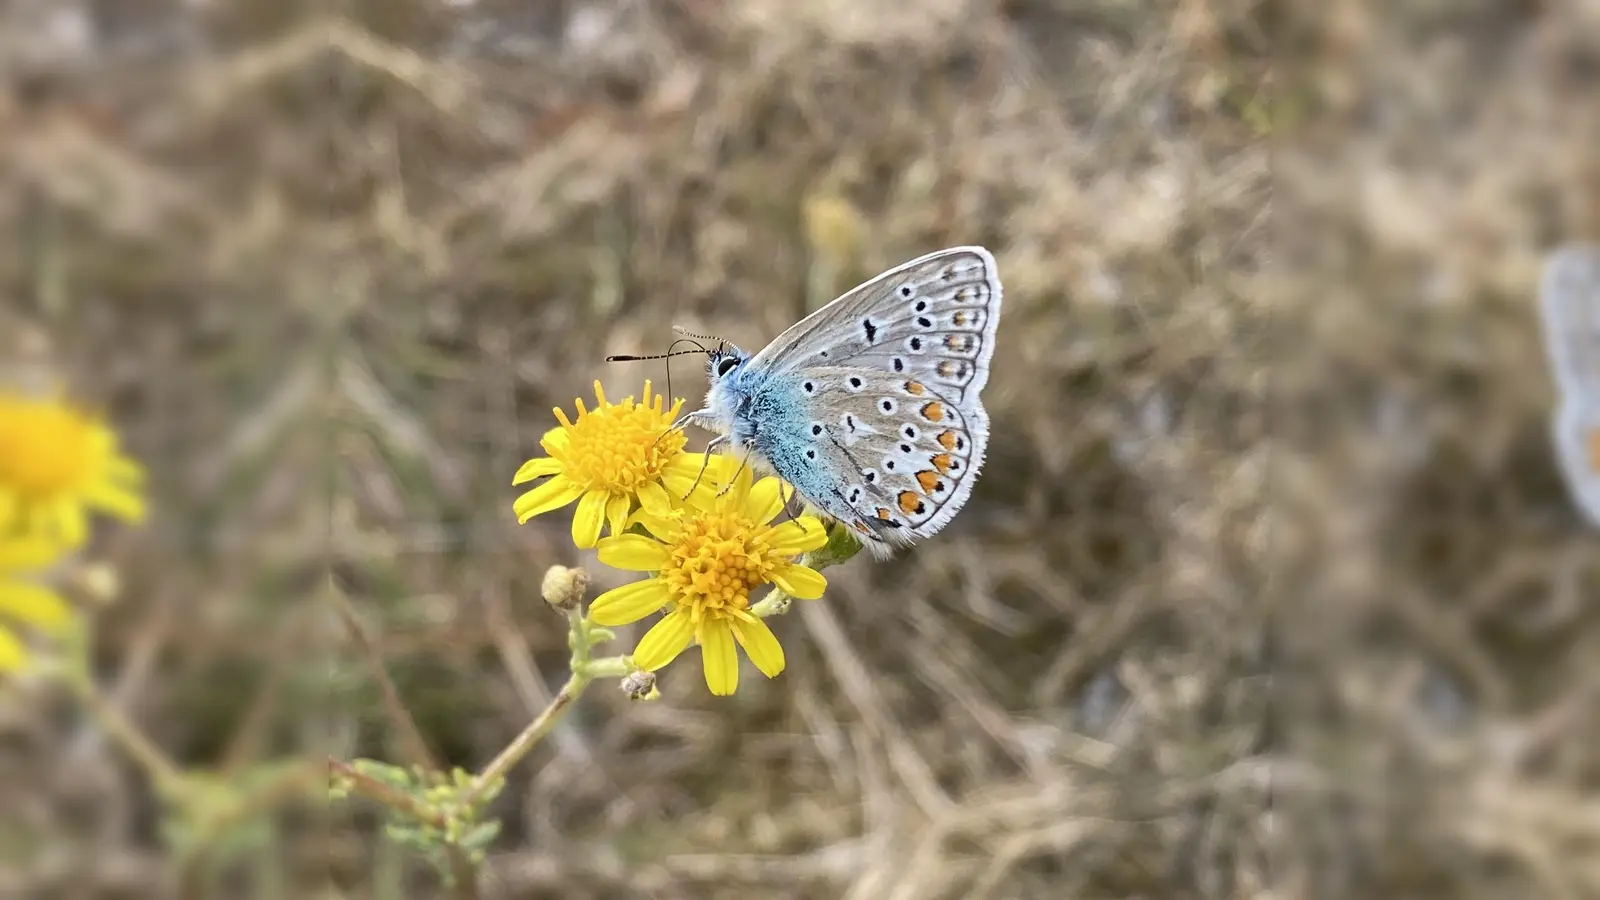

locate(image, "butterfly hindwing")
[[1540, 243, 1600, 397], [781, 366, 989, 552], [1553, 397, 1600, 528]]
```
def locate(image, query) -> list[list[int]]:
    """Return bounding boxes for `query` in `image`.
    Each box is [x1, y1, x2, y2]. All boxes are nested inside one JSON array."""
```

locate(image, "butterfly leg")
[[715, 450, 751, 497], [779, 480, 800, 523], [681, 434, 728, 500], [670, 408, 716, 433]]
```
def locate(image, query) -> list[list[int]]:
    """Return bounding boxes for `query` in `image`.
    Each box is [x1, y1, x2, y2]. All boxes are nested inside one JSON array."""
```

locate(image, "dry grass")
[[1, 0, 1598, 898]]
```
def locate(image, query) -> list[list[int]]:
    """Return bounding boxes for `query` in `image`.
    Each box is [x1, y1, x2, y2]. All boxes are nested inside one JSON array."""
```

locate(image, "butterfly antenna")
[[607, 338, 712, 403], [672, 325, 730, 345], [603, 344, 708, 363]]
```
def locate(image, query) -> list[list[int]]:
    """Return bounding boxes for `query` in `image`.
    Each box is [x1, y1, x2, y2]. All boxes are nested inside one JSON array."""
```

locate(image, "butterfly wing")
[[774, 366, 989, 555], [747, 246, 1003, 407], [725, 246, 1001, 553], [1539, 243, 1600, 397]]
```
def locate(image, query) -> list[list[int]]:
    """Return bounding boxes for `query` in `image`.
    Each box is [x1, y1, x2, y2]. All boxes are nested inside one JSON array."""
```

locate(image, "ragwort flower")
[[0, 390, 145, 549], [588, 464, 830, 696], [0, 537, 74, 673], [513, 381, 715, 548]]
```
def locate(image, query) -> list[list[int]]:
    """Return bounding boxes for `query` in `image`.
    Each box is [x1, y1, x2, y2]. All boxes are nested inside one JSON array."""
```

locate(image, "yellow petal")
[[587, 578, 672, 627], [53, 500, 87, 550], [512, 456, 562, 485], [602, 492, 630, 536], [540, 426, 571, 454], [721, 460, 755, 512], [743, 476, 786, 525], [571, 490, 608, 548], [0, 628, 24, 672], [730, 614, 785, 679], [0, 581, 72, 632], [513, 475, 584, 523], [632, 606, 695, 671], [770, 564, 827, 600], [0, 539, 64, 572], [597, 534, 671, 572], [765, 518, 829, 555], [109, 455, 145, 484], [636, 481, 673, 516], [628, 507, 683, 542], [86, 481, 146, 523], [660, 454, 716, 504], [699, 619, 739, 695]]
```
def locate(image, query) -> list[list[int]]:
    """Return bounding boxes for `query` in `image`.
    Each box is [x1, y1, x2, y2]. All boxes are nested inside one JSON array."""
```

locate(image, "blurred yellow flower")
[[0, 537, 74, 673], [513, 380, 715, 549], [588, 464, 829, 696], [0, 390, 145, 549]]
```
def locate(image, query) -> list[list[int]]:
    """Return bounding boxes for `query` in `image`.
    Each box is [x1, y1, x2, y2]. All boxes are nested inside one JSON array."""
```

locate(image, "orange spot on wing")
[[897, 490, 921, 514], [921, 401, 945, 422], [931, 453, 952, 474], [916, 470, 939, 492], [905, 381, 925, 395], [876, 507, 893, 520], [937, 430, 958, 450], [952, 311, 968, 326]]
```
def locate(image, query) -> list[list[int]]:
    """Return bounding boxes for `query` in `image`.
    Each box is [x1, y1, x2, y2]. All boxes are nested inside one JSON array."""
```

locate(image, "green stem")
[[208, 759, 323, 833], [446, 846, 482, 900], [71, 671, 187, 798], [328, 757, 446, 828], [454, 608, 594, 812], [751, 588, 795, 618], [582, 655, 632, 678]]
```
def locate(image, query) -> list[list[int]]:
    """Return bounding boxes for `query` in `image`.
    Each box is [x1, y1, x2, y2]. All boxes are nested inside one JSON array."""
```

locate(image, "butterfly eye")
[[715, 357, 740, 377]]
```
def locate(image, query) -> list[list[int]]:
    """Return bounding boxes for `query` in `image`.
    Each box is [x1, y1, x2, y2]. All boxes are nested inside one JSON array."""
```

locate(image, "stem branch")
[[328, 757, 446, 828]]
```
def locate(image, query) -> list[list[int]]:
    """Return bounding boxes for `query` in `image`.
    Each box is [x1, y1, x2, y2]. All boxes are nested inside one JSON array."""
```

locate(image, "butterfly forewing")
[[695, 246, 1002, 554], [749, 247, 1003, 406]]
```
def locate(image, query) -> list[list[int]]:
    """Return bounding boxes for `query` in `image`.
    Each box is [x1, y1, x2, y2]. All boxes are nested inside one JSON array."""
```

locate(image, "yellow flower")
[[0, 537, 74, 673], [588, 464, 830, 696], [512, 380, 715, 549], [0, 390, 145, 549]]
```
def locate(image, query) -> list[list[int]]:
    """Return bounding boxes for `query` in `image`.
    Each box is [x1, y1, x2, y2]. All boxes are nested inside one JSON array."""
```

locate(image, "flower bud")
[[75, 563, 120, 607], [540, 565, 589, 612], [620, 670, 658, 701]]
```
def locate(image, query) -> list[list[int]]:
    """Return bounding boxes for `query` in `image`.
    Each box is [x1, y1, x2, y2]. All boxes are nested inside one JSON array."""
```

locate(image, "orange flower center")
[[0, 395, 100, 497], [663, 510, 782, 613]]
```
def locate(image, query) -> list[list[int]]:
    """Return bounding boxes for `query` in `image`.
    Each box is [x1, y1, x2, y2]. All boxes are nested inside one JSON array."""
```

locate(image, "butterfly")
[[1538, 242, 1600, 527], [675, 246, 1003, 559]]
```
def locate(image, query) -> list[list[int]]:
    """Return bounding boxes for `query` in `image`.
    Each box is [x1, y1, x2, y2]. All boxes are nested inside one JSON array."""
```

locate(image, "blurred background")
[[1, 1, 1598, 898]]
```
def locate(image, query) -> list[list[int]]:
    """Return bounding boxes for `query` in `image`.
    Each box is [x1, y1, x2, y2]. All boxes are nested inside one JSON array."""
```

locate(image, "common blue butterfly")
[[675, 246, 1003, 559], [1539, 242, 1600, 527]]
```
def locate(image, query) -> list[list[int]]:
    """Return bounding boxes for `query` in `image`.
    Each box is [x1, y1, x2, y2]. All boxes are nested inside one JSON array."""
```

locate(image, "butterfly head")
[[705, 343, 749, 386]]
